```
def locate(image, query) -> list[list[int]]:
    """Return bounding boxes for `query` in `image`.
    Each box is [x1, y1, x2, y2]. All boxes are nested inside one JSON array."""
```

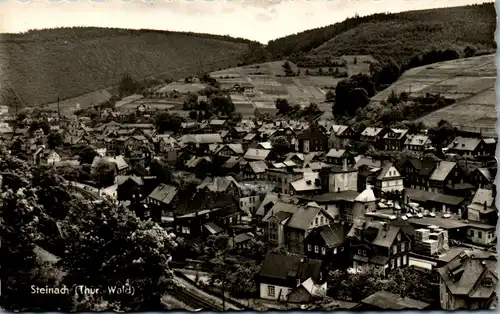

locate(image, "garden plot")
[[157, 83, 206, 94], [300, 76, 343, 87], [462, 88, 496, 105]]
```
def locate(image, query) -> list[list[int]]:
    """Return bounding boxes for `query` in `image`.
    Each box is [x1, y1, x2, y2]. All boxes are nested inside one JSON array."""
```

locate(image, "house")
[[382, 128, 408, 151], [173, 192, 241, 237], [447, 137, 488, 156], [115, 175, 144, 202], [429, 161, 465, 194], [319, 160, 358, 193], [144, 183, 179, 223], [356, 291, 430, 310], [303, 223, 349, 269], [221, 156, 247, 175], [325, 148, 349, 165], [206, 119, 228, 133], [214, 144, 244, 157], [91, 155, 130, 175], [45, 150, 61, 165], [400, 157, 438, 190], [466, 222, 496, 246], [437, 250, 497, 310], [405, 188, 465, 215], [257, 252, 326, 302], [243, 161, 268, 180], [297, 124, 328, 153], [467, 188, 497, 226], [329, 125, 354, 149], [0, 105, 8, 114], [371, 162, 404, 197], [404, 134, 432, 151], [471, 167, 496, 189], [290, 172, 322, 196], [359, 127, 386, 147], [262, 202, 335, 254], [347, 220, 411, 276], [196, 176, 241, 197]]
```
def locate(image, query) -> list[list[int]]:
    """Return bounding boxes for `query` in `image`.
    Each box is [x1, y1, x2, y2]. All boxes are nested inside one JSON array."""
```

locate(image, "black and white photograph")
[[0, 0, 497, 311]]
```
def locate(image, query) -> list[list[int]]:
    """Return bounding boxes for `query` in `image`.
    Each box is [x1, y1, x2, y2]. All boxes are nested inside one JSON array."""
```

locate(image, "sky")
[[0, 0, 494, 43]]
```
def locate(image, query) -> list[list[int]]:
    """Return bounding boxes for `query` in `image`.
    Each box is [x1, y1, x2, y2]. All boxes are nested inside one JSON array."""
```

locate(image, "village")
[[0, 65, 498, 311]]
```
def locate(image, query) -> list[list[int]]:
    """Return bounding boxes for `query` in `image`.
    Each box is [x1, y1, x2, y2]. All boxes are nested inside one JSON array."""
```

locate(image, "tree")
[[93, 160, 116, 188], [275, 98, 291, 115], [387, 90, 400, 106], [189, 110, 197, 119], [325, 90, 335, 102], [203, 234, 230, 258], [47, 132, 63, 149], [153, 112, 184, 134], [282, 61, 292, 71], [29, 120, 50, 135], [75, 146, 97, 165], [119, 74, 137, 97], [271, 136, 293, 157], [211, 96, 235, 116], [334, 74, 374, 117], [60, 201, 177, 311], [464, 46, 477, 58], [149, 158, 173, 184], [226, 261, 261, 298]]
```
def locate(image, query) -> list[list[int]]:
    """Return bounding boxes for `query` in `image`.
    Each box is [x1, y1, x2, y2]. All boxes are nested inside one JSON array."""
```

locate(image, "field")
[[210, 60, 342, 119], [373, 54, 496, 136], [157, 83, 207, 94], [43, 90, 112, 114], [0, 27, 253, 107]]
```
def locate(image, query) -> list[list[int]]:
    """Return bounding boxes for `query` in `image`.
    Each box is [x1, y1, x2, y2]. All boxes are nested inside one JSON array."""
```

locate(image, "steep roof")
[[147, 184, 178, 204], [313, 224, 346, 248], [361, 127, 383, 137], [470, 188, 494, 207], [429, 161, 456, 181], [404, 134, 430, 146], [361, 290, 429, 310], [348, 220, 402, 248], [326, 148, 346, 158], [285, 206, 323, 230], [197, 176, 241, 193], [355, 186, 377, 203], [248, 160, 268, 174], [383, 128, 408, 140]]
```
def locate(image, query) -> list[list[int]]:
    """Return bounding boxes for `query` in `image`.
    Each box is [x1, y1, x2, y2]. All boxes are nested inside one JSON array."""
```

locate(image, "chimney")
[[432, 207, 436, 214], [442, 204, 446, 214], [342, 158, 347, 171], [484, 201, 488, 211]]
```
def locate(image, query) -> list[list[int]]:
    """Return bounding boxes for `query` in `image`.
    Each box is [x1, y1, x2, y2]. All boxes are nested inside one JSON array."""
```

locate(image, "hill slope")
[[267, 3, 496, 63], [0, 27, 254, 106]]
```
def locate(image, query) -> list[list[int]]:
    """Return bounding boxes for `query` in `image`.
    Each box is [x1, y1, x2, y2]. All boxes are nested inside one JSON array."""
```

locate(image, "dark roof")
[[361, 291, 430, 310], [175, 191, 237, 215], [299, 191, 360, 203], [406, 188, 465, 206], [314, 224, 346, 248], [259, 253, 323, 282], [147, 184, 178, 204], [407, 158, 438, 176]]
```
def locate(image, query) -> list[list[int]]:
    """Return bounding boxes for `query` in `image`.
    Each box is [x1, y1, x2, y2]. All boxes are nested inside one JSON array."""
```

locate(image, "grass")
[[0, 27, 255, 107], [267, 3, 496, 64]]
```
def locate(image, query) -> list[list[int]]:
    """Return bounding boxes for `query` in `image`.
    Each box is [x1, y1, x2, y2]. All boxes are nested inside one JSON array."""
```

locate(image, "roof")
[[476, 168, 494, 182], [354, 156, 382, 169], [179, 133, 223, 144], [404, 134, 431, 146], [185, 156, 211, 168], [258, 142, 272, 150], [407, 158, 438, 176], [312, 224, 346, 248], [259, 252, 323, 283], [286, 206, 323, 230], [355, 186, 377, 202], [406, 216, 468, 230], [326, 148, 346, 158], [429, 161, 456, 181], [361, 127, 383, 137], [255, 193, 294, 217], [331, 125, 350, 136], [210, 119, 226, 126], [244, 148, 270, 161], [243, 133, 256, 141], [233, 232, 254, 244], [438, 250, 497, 298], [91, 155, 129, 170], [299, 191, 360, 203], [197, 176, 241, 192], [115, 175, 144, 186], [383, 128, 408, 140], [204, 222, 223, 235], [221, 156, 243, 169], [248, 161, 268, 174], [361, 291, 429, 310], [147, 184, 178, 204], [262, 201, 301, 222], [348, 220, 402, 248], [470, 188, 495, 207], [406, 188, 464, 206], [448, 137, 482, 151], [291, 172, 321, 192], [226, 144, 244, 155]]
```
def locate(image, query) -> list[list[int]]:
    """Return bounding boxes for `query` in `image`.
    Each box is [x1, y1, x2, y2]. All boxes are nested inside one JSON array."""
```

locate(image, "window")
[[358, 249, 362, 255], [307, 244, 312, 251], [314, 245, 319, 253], [320, 216, 324, 224], [206, 213, 209, 219], [362, 250, 367, 257], [479, 231, 483, 239], [321, 247, 326, 255], [401, 243, 405, 252], [268, 285, 275, 297], [470, 230, 475, 237], [405, 255, 409, 265], [392, 245, 397, 254], [340, 246, 344, 252], [229, 217, 233, 224], [391, 259, 395, 269], [315, 217, 318, 225], [334, 247, 337, 254], [397, 234, 401, 241]]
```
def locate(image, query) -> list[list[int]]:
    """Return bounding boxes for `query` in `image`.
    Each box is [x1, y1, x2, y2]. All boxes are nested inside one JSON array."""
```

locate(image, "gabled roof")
[[354, 156, 382, 169], [361, 291, 429, 310], [262, 201, 301, 222], [147, 184, 178, 204], [476, 167, 494, 182], [247, 160, 268, 173], [331, 125, 350, 136], [115, 175, 144, 186], [310, 224, 346, 248], [383, 128, 408, 140], [178, 133, 223, 144], [429, 161, 457, 181], [361, 127, 383, 137], [285, 206, 323, 230], [243, 133, 257, 141], [226, 144, 244, 155], [470, 188, 495, 207], [375, 162, 400, 181], [407, 158, 438, 176], [197, 176, 241, 192]]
